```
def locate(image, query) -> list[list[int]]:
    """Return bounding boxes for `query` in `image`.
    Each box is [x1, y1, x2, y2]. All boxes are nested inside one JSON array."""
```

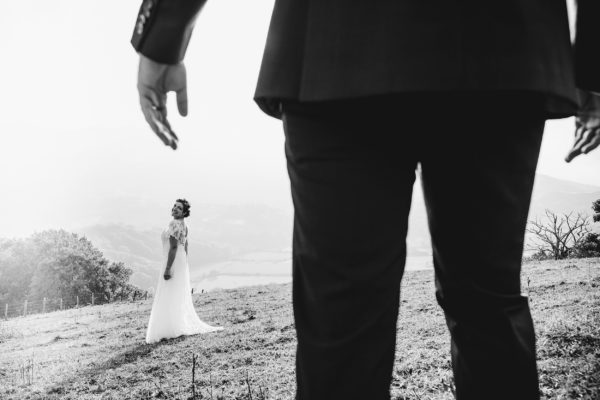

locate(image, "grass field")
[[0, 258, 598, 400]]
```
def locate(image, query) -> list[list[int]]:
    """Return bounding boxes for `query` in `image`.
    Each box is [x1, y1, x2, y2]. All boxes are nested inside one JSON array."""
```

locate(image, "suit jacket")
[[131, 0, 599, 119]]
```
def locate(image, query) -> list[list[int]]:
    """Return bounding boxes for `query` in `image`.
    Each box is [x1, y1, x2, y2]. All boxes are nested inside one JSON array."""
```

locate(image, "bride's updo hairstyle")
[[176, 198, 191, 218]]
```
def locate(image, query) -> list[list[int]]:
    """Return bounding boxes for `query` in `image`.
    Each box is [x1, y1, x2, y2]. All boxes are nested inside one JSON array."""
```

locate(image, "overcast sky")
[[0, 0, 598, 238]]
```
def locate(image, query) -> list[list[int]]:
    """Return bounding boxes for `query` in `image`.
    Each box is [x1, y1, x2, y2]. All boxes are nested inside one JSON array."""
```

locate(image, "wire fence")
[[2, 291, 150, 321]]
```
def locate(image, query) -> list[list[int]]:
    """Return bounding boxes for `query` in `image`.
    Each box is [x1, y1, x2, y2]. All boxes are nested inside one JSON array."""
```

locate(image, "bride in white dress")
[[146, 199, 223, 343]]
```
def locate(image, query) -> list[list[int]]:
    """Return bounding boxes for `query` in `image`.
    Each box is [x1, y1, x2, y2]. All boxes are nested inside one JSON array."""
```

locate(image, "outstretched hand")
[[137, 54, 188, 150], [565, 91, 600, 163]]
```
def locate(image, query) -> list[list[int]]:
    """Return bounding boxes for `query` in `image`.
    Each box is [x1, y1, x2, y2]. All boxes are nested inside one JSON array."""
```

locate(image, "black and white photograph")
[[0, 0, 599, 399]]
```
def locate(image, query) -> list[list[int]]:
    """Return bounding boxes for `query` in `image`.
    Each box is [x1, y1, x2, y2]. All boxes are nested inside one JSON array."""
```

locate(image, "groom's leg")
[[282, 97, 418, 400], [420, 94, 545, 400]]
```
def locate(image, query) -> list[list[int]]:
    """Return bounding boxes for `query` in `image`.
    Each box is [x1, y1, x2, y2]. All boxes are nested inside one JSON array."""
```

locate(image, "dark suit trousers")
[[282, 94, 544, 400]]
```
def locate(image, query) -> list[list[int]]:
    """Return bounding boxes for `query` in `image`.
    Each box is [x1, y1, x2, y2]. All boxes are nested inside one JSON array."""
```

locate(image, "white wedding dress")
[[145, 219, 223, 344]]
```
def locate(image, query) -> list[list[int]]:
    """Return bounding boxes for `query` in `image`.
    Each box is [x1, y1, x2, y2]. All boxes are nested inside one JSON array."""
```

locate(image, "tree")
[[28, 230, 103, 301], [28, 231, 134, 303], [593, 199, 600, 223], [526, 210, 591, 260], [570, 232, 600, 258], [0, 239, 40, 304], [0, 229, 138, 305]]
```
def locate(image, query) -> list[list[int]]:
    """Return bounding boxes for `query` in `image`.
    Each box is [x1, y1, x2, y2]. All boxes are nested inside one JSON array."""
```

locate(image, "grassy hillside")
[[0, 258, 598, 400]]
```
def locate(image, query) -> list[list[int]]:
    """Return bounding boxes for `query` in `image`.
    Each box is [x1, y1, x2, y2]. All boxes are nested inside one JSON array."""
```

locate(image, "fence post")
[[4, 304, 7, 319], [76, 296, 79, 308], [60, 298, 63, 310], [42, 298, 46, 313], [91, 293, 95, 306], [23, 300, 28, 316]]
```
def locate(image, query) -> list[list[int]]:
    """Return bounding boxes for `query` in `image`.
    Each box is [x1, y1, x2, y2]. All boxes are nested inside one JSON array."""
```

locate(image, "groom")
[[131, 1, 600, 399]]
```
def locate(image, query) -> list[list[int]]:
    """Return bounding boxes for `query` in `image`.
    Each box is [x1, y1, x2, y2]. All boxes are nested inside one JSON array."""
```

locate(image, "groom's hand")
[[137, 54, 188, 150], [164, 267, 172, 280], [565, 90, 600, 162]]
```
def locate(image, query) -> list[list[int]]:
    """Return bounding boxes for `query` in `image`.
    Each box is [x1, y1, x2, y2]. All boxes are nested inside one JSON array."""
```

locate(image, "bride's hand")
[[164, 268, 172, 280]]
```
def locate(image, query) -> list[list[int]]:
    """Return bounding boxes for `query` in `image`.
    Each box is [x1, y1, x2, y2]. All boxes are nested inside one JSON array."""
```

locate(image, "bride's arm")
[[164, 236, 179, 280]]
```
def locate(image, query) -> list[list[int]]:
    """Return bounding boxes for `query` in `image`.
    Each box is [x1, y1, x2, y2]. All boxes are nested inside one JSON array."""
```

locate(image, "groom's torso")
[[254, 0, 577, 117]]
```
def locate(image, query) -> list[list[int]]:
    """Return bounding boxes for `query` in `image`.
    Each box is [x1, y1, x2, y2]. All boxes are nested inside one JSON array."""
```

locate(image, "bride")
[[146, 199, 223, 343]]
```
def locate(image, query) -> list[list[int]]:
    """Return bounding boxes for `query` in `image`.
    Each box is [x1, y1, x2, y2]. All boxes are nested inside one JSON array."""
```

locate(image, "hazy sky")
[[0, 0, 598, 238]]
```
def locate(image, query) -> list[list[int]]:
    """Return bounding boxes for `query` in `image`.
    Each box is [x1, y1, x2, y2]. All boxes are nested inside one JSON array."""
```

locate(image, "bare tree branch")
[[526, 209, 591, 260]]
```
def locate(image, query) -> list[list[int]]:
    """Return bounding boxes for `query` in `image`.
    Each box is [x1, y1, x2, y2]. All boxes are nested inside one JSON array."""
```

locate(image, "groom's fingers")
[[573, 124, 585, 144], [141, 99, 171, 146], [142, 108, 170, 146], [565, 128, 596, 162], [580, 129, 600, 154], [154, 116, 178, 150], [163, 119, 179, 144], [564, 127, 581, 162], [573, 125, 588, 148], [176, 86, 188, 117], [138, 86, 183, 149], [564, 149, 580, 163], [152, 109, 179, 149], [140, 95, 180, 149]]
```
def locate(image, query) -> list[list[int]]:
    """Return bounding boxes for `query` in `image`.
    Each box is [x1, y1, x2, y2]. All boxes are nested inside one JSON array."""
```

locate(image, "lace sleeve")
[[167, 220, 187, 245]]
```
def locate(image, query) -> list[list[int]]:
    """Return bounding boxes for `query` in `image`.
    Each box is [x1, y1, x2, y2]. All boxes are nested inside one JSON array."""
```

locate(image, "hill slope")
[[1, 258, 598, 400]]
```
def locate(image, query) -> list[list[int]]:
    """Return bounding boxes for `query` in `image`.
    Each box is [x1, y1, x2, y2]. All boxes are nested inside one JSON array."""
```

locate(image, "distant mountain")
[[529, 174, 600, 217], [75, 175, 599, 290]]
